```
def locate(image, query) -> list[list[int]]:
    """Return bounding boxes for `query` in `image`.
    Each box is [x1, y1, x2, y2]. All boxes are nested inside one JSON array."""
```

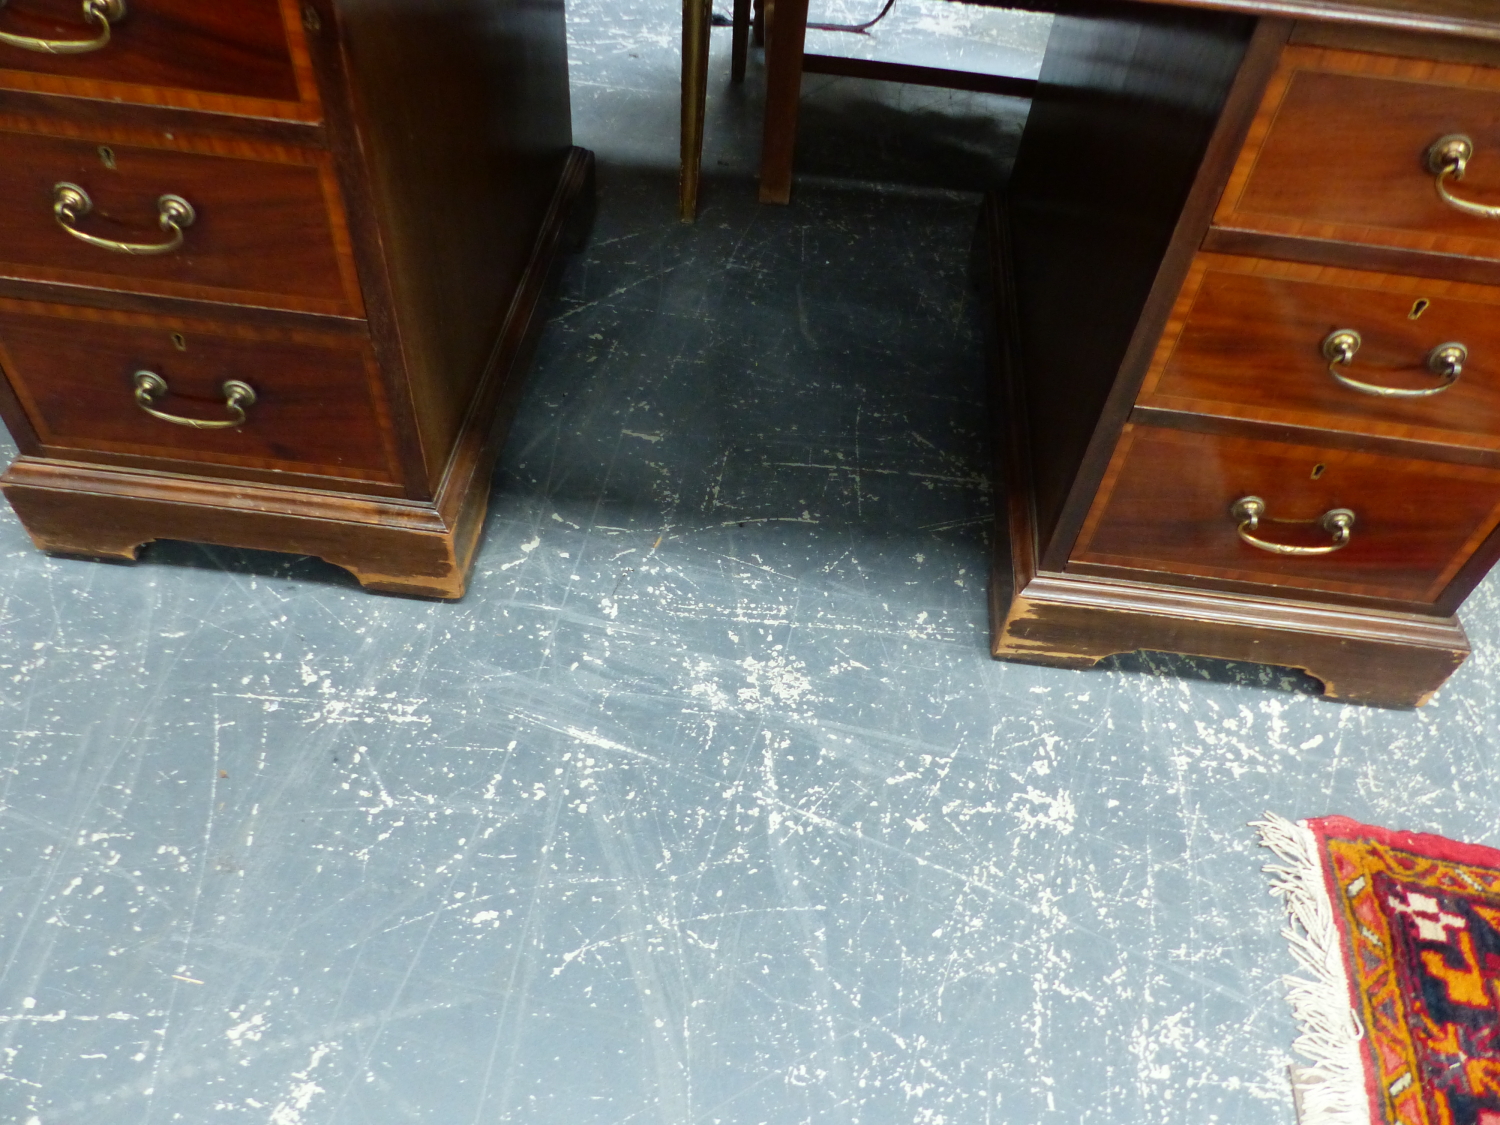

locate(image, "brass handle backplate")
[[53, 182, 195, 256], [1231, 496, 1355, 557], [1426, 134, 1500, 221], [1321, 329, 1466, 399], [134, 371, 256, 430], [0, 0, 125, 54]]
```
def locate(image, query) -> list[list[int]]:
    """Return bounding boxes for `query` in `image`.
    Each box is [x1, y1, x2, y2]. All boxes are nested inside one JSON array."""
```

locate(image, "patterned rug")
[[1256, 814, 1500, 1125]]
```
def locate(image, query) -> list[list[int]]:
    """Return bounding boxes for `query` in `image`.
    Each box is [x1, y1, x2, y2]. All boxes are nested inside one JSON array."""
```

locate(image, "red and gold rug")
[[1257, 814, 1500, 1125]]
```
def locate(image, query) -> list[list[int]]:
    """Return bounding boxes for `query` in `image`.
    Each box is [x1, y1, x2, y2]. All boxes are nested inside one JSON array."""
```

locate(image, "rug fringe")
[[1252, 813, 1369, 1125]]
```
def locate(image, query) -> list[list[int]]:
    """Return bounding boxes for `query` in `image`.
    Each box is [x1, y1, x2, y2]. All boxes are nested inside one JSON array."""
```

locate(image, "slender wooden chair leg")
[[680, 0, 713, 222], [758, 0, 809, 204], [753, 0, 764, 47], [731, 0, 751, 83]]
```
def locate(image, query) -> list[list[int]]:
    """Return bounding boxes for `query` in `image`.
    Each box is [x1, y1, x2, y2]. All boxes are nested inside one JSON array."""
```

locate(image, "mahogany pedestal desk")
[[0, 0, 592, 599], [988, 0, 1500, 707]]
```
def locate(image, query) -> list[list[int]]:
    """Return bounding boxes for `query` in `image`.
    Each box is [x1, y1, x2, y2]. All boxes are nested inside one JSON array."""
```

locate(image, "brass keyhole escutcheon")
[[1409, 298, 1430, 320]]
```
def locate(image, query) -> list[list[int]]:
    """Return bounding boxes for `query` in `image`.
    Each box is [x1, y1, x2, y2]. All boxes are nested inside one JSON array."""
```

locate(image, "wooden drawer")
[[1071, 424, 1500, 606], [1138, 254, 1500, 452], [0, 0, 317, 120], [0, 298, 402, 486], [1216, 44, 1500, 264], [0, 125, 362, 316]]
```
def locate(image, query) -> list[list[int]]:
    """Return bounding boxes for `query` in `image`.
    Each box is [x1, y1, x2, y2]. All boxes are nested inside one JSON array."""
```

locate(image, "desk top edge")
[[1020, 0, 1500, 40]]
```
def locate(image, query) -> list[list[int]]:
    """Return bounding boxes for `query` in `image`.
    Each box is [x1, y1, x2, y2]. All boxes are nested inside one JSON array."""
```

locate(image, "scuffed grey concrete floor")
[[4, 4, 1500, 1125]]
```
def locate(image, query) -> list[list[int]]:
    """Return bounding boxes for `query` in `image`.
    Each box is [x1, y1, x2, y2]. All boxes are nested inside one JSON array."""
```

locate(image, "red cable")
[[807, 0, 897, 35]]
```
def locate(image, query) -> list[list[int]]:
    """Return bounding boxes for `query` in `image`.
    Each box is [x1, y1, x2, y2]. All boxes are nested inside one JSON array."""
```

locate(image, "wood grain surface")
[[0, 0, 319, 120], [1072, 422, 1500, 604], [1138, 252, 1500, 452], [0, 0, 589, 597], [1290, 18, 1500, 66], [0, 297, 401, 485], [1004, 1, 1274, 570], [995, 1, 1500, 41], [0, 124, 363, 316], [983, 193, 1472, 707], [1216, 44, 1500, 264], [0, 456, 477, 597], [757, 0, 810, 204], [991, 567, 1469, 707], [334, 0, 575, 487]]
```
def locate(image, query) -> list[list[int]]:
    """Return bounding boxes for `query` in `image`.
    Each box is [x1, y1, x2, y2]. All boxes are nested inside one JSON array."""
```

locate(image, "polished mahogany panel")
[[1071, 423, 1500, 604], [1003, 1, 1262, 566], [0, 0, 312, 115], [0, 298, 399, 483], [1138, 253, 1500, 450], [335, 0, 575, 485], [0, 0, 587, 599], [1216, 45, 1500, 263], [0, 126, 361, 315]]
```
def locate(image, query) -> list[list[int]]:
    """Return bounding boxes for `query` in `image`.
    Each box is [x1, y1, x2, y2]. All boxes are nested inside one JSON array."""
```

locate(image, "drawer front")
[[0, 298, 402, 485], [1216, 45, 1500, 263], [1138, 254, 1500, 451], [1071, 424, 1500, 605], [0, 126, 362, 316], [0, 0, 316, 119]]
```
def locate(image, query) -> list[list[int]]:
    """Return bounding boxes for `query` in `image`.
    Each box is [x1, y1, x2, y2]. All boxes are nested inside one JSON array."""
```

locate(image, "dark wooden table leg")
[[758, 0, 809, 204], [680, 0, 712, 222], [731, 0, 751, 83]]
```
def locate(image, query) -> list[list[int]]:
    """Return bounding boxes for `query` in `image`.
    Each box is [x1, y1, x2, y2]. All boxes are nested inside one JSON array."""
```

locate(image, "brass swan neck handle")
[[134, 371, 257, 430], [1231, 496, 1355, 557], [53, 182, 195, 256], [0, 0, 125, 55], [1322, 329, 1466, 399], [1426, 134, 1500, 221]]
